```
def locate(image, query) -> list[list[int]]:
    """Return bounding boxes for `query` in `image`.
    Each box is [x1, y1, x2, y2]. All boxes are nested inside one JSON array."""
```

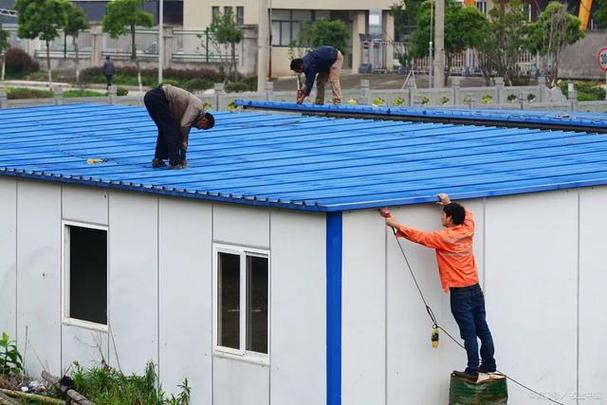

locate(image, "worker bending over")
[[290, 45, 343, 105], [144, 85, 215, 169], [380, 193, 496, 381]]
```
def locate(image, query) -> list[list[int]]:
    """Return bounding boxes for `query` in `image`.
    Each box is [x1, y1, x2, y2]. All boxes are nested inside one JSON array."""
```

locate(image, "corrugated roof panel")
[[1, 103, 607, 211]]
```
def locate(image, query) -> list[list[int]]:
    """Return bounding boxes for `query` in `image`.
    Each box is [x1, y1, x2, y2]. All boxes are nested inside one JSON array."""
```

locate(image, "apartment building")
[[184, 0, 396, 76]]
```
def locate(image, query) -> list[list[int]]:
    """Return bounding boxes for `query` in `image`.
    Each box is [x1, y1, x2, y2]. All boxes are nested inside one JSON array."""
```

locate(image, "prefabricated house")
[[0, 103, 606, 405]]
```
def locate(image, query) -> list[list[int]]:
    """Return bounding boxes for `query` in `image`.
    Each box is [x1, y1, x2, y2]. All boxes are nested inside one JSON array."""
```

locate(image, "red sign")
[[599, 47, 607, 72]]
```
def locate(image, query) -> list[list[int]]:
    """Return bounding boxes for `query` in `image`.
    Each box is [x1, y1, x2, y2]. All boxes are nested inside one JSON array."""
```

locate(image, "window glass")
[[236, 6, 244, 25], [218, 252, 240, 349], [69, 226, 107, 325], [272, 9, 291, 20], [271, 22, 281, 46], [292, 10, 312, 21], [246, 256, 268, 354], [280, 22, 290, 46]]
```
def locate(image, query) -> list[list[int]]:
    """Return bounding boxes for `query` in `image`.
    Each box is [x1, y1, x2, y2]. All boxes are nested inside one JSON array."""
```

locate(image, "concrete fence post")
[[537, 75, 547, 103], [451, 76, 461, 106], [360, 79, 371, 105], [0, 85, 7, 109], [494, 77, 505, 104], [214, 82, 225, 111], [567, 80, 577, 112], [53, 86, 63, 105], [265, 81, 274, 101], [108, 85, 117, 105], [517, 92, 525, 110]]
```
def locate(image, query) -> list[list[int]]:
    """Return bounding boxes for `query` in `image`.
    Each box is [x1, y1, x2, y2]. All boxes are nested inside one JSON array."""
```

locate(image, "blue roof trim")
[[235, 100, 607, 132], [2, 103, 607, 212]]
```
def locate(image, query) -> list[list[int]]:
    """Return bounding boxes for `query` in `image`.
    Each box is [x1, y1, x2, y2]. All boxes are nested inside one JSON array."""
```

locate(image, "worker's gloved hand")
[[436, 193, 451, 206], [378, 208, 392, 218], [296, 90, 305, 104]]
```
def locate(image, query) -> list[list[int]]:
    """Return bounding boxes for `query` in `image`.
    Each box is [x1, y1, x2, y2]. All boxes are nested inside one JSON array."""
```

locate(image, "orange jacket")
[[395, 210, 479, 292]]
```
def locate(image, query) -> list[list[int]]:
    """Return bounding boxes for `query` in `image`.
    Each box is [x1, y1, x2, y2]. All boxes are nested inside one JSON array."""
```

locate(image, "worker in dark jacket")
[[144, 85, 215, 169], [101, 56, 115, 89], [290, 45, 343, 105]]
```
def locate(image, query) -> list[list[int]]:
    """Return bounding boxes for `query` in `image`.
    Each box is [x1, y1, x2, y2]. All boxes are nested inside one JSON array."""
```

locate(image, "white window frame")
[[213, 243, 270, 364], [62, 220, 109, 332]]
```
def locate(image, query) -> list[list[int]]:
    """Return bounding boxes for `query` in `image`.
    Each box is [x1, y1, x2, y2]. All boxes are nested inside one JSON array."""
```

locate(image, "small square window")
[[64, 224, 107, 327], [215, 245, 269, 358]]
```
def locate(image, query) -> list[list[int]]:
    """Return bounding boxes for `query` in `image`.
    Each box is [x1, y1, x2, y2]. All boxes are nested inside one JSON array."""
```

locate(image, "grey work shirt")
[[161, 85, 204, 150]]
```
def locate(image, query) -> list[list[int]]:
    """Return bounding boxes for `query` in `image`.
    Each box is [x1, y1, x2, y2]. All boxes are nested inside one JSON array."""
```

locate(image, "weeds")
[[70, 361, 190, 405], [0, 332, 24, 376]]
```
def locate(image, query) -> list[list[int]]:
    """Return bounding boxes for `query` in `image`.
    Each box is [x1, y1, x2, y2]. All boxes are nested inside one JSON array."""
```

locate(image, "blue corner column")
[[326, 211, 342, 405]]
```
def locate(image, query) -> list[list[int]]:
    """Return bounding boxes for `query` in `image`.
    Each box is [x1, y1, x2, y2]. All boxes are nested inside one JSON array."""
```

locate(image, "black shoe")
[[152, 158, 166, 168], [452, 370, 479, 383], [169, 161, 187, 170], [479, 363, 497, 373]]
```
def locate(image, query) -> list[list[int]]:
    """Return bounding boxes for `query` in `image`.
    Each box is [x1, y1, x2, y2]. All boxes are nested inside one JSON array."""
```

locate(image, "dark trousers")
[[144, 88, 182, 165], [450, 283, 496, 374], [105, 74, 112, 88]]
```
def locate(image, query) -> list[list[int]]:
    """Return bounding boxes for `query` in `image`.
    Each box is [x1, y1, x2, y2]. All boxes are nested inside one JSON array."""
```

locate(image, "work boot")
[[452, 370, 479, 383], [169, 160, 187, 170], [479, 363, 497, 373], [152, 158, 166, 168]]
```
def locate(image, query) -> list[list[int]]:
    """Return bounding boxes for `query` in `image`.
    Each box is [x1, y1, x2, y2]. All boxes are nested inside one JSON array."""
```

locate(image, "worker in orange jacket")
[[380, 193, 496, 381]]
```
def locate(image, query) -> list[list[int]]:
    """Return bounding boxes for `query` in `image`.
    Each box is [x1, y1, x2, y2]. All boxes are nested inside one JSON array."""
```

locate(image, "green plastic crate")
[[449, 373, 508, 405]]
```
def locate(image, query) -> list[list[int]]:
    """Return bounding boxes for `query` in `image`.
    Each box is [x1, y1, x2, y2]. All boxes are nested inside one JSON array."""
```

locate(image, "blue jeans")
[[450, 284, 496, 375]]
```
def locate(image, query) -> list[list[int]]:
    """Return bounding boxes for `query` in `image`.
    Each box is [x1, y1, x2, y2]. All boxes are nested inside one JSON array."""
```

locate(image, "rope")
[[389, 229, 566, 405]]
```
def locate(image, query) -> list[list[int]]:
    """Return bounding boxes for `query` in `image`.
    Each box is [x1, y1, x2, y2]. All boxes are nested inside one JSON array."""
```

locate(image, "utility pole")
[[433, 0, 445, 88], [158, 0, 164, 84], [257, 0, 269, 92], [428, 0, 434, 88]]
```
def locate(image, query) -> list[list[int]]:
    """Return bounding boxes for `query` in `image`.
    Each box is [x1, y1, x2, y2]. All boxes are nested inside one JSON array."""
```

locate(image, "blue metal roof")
[[1, 103, 607, 212], [236, 100, 607, 132]]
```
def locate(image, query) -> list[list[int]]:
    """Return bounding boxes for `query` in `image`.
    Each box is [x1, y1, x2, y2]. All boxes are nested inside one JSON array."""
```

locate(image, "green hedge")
[[6, 87, 53, 99]]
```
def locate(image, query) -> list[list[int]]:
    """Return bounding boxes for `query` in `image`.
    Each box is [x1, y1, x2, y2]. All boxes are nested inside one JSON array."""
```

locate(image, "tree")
[[293, 18, 349, 55], [527, 2, 584, 86], [207, 9, 243, 80], [14, 0, 69, 86], [475, 1, 530, 85], [409, 0, 487, 85], [102, 0, 153, 91], [0, 25, 9, 81], [63, 2, 89, 83], [594, 0, 607, 28]]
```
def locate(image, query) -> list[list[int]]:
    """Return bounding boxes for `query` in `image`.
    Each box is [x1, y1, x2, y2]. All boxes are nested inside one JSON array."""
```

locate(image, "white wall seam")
[[210, 203, 214, 405], [268, 209, 272, 405], [60, 185, 64, 372], [482, 197, 486, 292], [106, 191, 111, 363], [576, 190, 580, 405], [157, 197, 161, 392], [14, 180, 19, 347], [384, 224, 388, 405]]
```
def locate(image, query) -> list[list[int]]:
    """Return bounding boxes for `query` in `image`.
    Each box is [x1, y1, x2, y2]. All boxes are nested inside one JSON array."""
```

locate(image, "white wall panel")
[[579, 187, 607, 403], [342, 209, 386, 405], [17, 180, 62, 376], [385, 201, 484, 405], [213, 357, 269, 405], [213, 204, 270, 248], [61, 326, 109, 371], [108, 191, 158, 374], [485, 191, 577, 404], [62, 186, 108, 225], [159, 198, 212, 403], [0, 179, 17, 339], [270, 211, 326, 405]]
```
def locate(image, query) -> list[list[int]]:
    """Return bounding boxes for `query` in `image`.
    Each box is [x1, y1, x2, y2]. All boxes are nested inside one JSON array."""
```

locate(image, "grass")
[[63, 89, 107, 98], [70, 361, 191, 405]]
